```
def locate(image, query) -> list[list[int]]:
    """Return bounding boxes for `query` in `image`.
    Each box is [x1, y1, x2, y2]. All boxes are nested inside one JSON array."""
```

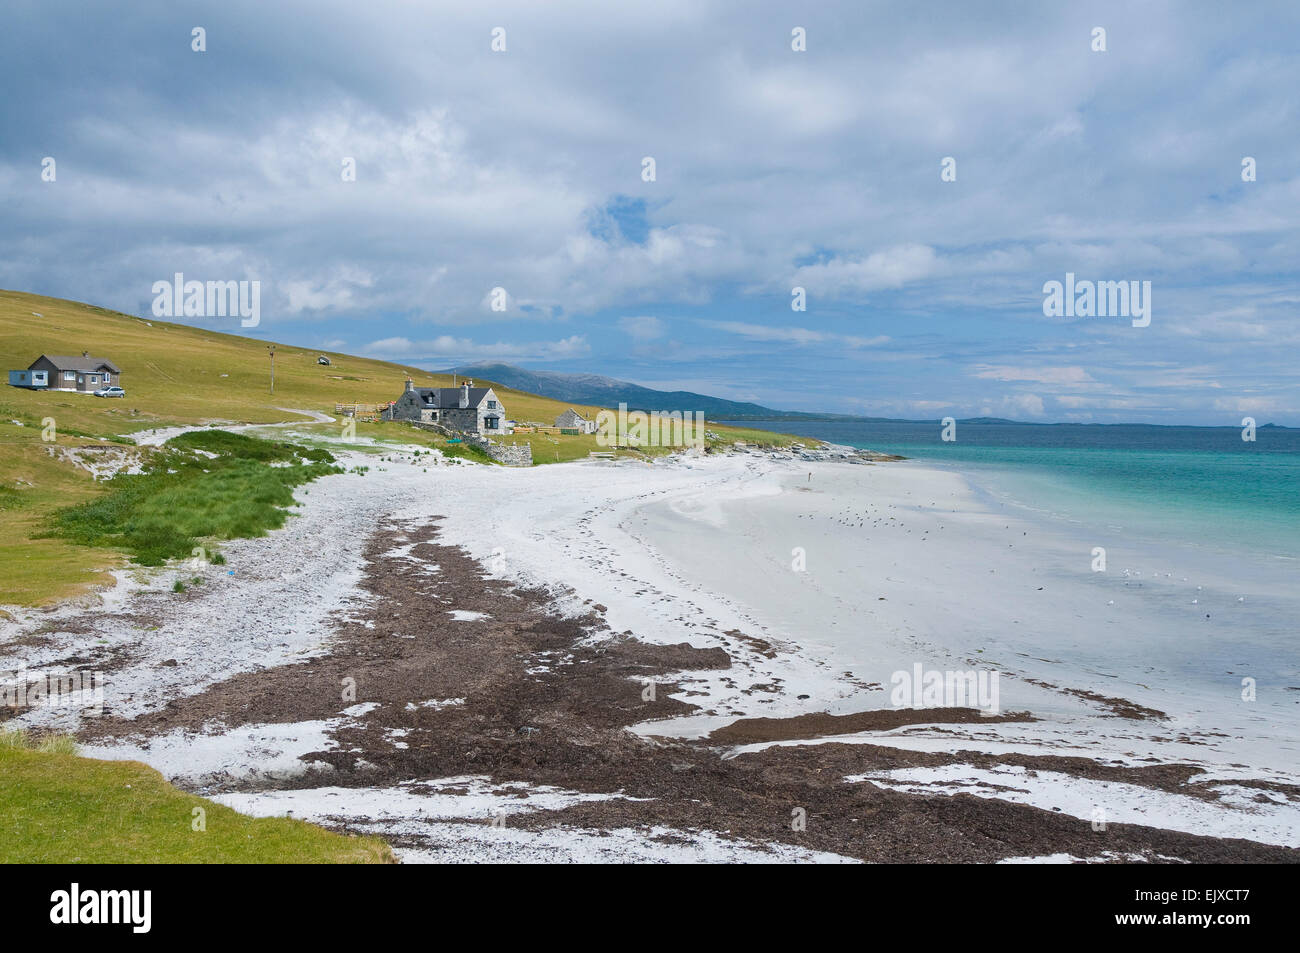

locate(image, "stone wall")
[[484, 442, 532, 467], [404, 421, 532, 466]]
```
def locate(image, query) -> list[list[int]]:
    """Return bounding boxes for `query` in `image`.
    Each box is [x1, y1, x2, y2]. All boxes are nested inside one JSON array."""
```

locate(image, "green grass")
[[433, 437, 498, 464], [704, 424, 806, 450], [45, 431, 340, 566], [0, 428, 124, 607], [0, 485, 29, 511], [499, 431, 611, 464], [165, 429, 334, 464], [0, 730, 392, 863]]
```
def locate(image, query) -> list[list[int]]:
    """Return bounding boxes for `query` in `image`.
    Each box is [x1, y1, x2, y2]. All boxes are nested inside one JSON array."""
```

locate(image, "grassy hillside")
[[0, 730, 391, 863], [0, 289, 801, 606], [0, 289, 614, 438]]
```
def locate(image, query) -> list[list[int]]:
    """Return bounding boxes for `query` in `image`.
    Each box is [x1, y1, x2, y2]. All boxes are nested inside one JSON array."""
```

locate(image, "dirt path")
[[128, 407, 336, 446]]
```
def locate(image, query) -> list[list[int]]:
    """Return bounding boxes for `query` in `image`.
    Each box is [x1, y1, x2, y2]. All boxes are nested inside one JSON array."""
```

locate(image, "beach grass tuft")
[[45, 431, 340, 566]]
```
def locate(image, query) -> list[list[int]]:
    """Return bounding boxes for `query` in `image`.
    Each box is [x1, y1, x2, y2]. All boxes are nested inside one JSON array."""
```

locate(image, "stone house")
[[554, 408, 596, 434], [384, 379, 507, 435]]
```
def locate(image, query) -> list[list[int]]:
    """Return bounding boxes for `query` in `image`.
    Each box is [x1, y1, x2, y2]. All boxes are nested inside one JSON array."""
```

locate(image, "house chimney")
[[404, 378, 414, 392], [82, 350, 89, 358], [460, 380, 470, 408]]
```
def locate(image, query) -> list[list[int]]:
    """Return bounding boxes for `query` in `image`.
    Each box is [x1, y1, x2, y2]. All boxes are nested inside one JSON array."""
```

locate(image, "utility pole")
[[268, 345, 276, 394]]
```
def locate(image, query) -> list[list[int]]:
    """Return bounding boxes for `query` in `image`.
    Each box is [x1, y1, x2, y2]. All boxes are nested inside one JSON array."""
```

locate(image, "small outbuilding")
[[554, 408, 596, 434]]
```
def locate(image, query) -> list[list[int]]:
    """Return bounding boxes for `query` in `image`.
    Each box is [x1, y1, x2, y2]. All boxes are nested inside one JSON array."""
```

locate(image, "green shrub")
[[46, 432, 340, 565], [0, 486, 30, 511]]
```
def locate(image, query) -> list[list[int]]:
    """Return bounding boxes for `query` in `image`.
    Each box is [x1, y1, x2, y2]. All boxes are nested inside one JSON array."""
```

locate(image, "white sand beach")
[[423, 451, 1300, 846], [5, 445, 1299, 860]]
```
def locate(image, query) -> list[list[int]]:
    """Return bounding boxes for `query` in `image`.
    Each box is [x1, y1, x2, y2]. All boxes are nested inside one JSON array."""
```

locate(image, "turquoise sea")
[[715, 421, 1300, 559]]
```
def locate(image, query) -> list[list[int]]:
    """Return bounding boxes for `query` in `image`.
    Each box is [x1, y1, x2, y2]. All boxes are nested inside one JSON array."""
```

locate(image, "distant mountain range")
[[444, 362, 836, 419], [445, 363, 1289, 428]]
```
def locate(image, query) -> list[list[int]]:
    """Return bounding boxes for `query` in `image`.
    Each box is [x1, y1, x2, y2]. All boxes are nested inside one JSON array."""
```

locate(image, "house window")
[[487, 400, 498, 409], [64, 371, 76, 381], [90, 375, 99, 383], [486, 417, 499, 429]]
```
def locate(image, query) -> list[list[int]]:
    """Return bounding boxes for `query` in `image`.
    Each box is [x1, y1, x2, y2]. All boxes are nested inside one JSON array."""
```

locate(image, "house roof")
[[413, 387, 495, 408], [32, 354, 121, 373], [557, 408, 589, 421]]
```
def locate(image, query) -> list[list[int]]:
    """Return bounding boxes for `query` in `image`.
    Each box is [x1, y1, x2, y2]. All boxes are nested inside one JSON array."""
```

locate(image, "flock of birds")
[[1116, 568, 1247, 616], [799, 500, 955, 539]]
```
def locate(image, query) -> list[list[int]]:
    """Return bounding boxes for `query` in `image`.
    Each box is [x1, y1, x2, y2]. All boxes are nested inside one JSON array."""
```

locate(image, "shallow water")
[[718, 420, 1300, 558]]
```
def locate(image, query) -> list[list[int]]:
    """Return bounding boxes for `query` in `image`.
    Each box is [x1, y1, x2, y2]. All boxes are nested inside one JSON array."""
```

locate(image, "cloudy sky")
[[2, 1, 1298, 422]]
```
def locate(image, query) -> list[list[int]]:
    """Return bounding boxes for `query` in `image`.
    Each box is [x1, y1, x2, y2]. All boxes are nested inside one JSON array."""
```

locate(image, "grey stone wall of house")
[[387, 388, 433, 422], [441, 405, 487, 433], [473, 391, 506, 434]]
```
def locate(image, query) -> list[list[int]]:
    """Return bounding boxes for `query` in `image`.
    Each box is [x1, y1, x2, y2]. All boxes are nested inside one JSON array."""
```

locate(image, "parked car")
[[93, 385, 125, 397], [317, 355, 331, 365]]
